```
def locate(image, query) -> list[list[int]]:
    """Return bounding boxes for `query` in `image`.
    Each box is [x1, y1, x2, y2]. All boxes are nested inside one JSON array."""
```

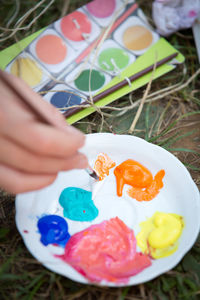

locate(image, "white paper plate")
[[15, 133, 200, 286]]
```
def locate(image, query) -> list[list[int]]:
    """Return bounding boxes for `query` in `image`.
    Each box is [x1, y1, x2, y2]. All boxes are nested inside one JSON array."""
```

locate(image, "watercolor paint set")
[[1, 0, 185, 123], [15, 133, 200, 286]]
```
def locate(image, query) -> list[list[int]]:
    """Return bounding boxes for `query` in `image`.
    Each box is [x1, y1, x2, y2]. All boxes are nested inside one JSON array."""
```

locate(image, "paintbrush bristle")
[[90, 171, 100, 181], [85, 167, 100, 181]]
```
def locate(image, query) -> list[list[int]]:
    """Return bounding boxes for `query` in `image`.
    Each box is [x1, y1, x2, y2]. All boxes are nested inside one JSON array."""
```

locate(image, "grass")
[[0, 0, 200, 299]]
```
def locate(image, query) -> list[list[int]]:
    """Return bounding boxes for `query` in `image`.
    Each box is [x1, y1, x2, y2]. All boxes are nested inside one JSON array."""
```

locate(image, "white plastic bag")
[[152, 0, 200, 36]]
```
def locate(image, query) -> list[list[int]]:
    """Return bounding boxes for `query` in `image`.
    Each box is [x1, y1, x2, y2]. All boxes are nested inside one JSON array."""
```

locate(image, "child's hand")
[[0, 71, 88, 194]]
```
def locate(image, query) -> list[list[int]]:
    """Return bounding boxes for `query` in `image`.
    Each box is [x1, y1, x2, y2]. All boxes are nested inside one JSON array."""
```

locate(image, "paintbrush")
[[0, 69, 99, 181], [63, 52, 178, 118], [85, 166, 99, 180]]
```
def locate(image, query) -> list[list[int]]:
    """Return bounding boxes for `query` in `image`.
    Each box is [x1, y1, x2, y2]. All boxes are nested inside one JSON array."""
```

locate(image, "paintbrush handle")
[[0, 70, 99, 181], [64, 52, 178, 118], [0, 69, 62, 129]]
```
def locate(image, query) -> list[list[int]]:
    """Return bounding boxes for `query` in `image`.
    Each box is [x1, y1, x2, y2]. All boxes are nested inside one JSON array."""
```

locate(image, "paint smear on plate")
[[11, 57, 42, 87], [74, 69, 105, 92], [37, 215, 70, 247], [50, 91, 81, 108], [98, 47, 130, 71], [123, 25, 153, 51], [36, 34, 67, 64], [58, 217, 151, 283], [87, 0, 116, 18], [114, 159, 165, 201], [94, 153, 116, 181], [61, 11, 91, 41], [137, 212, 184, 259], [59, 187, 98, 221]]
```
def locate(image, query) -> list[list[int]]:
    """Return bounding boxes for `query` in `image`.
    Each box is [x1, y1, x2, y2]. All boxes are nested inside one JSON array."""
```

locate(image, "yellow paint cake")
[[11, 57, 43, 87]]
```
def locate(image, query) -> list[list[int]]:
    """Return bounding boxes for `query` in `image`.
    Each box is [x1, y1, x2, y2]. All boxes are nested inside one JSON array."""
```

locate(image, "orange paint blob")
[[94, 153, 116, 181], [114, 159, 165, 201], [36, 34, 67, 64], [128, 170, 165, 201]]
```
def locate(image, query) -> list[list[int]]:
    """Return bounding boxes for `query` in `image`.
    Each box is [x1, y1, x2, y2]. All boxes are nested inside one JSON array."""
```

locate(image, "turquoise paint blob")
[[59, 187, 99, 222], [37, 215, 70, 247], [98, 47, 130, 71]]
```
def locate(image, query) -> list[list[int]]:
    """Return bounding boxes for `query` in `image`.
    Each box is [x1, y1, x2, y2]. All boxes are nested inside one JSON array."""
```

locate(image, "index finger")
[[2, 121, 86, 158]]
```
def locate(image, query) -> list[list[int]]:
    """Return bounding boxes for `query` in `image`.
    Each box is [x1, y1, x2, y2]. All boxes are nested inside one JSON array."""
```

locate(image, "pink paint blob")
[[87, 0, 116, 18], [61, 11, 91, 41], [58, 217, 151, 283], [23, 230, 29, 234]]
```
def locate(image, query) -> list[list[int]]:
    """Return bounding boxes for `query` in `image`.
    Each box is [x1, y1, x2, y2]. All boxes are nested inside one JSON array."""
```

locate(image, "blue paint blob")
[[37, 215, 70, 247], [50, 91, 81, 108], [59, 187, 99, 222]]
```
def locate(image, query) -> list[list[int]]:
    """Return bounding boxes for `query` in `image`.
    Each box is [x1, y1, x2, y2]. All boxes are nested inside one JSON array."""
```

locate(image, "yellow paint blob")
[[11, 57, 43, 87], [123, 25, 153, 51], [137, 212, 184, 259]]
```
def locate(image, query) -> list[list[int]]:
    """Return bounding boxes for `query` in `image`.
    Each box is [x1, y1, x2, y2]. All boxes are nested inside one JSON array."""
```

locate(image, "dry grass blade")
[[128, 55, 157, 133], [0, 0, 55, 42]]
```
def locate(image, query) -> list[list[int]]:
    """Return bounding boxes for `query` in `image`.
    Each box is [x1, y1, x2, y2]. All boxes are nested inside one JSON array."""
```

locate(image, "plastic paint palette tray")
[[15, 134, 200, 287]]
